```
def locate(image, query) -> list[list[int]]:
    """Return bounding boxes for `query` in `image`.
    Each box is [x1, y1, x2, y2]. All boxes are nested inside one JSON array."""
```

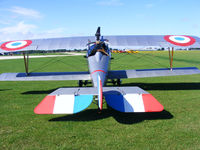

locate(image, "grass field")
[[0, 51, 200, 150]]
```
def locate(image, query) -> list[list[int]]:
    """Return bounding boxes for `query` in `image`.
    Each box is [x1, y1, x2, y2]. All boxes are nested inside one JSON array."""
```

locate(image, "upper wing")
[[105, 35, 200, 49], [0, 71, 91, 81], [108, 67, 200, 79], [0, 36, 95, 53], [1, 35, 200, 53]]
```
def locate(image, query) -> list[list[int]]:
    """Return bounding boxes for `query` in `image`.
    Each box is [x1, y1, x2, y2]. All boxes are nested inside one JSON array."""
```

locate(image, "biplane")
[[0, 27, 200, 114]]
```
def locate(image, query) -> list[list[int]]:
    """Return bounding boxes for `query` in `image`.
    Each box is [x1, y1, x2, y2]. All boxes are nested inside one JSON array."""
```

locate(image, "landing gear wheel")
[[78, 80, 83, 87], [117, 79, 121, 86], [111, 79, 116, 85], [84, 80, 88, 86]]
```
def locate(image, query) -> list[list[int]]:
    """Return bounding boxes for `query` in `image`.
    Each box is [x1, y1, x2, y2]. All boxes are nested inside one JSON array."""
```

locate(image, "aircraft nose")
[[88, 51, 110, 87], [95, 52, 103, 62]]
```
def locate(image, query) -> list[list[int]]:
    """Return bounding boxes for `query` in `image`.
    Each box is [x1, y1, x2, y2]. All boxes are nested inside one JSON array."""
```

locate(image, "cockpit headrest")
[[96, 41, 100, 44]]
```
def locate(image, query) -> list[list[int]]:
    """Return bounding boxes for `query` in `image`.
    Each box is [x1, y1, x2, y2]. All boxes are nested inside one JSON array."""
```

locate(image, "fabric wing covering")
[[34, 87, 164, 114], [1, 35, 200, 53]]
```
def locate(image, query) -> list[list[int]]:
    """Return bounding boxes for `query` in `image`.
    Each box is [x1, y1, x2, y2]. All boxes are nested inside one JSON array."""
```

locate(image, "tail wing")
[[34, 86, 164, 114], [103, 87, 164, 112], [34, 87, 96, 114]]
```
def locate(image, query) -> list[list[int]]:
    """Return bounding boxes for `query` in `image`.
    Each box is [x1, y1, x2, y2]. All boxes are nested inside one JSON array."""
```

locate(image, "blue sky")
[[0, 0, 200, 41]]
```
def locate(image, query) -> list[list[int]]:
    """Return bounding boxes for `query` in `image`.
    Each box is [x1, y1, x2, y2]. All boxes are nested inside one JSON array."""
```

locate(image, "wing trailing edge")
[[108, 67, 200, 79]]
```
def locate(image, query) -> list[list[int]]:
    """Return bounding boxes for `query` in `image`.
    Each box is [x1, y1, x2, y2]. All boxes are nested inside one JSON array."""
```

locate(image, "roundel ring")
[[0, 40, 32, 51], [164, 35, 196, 46]]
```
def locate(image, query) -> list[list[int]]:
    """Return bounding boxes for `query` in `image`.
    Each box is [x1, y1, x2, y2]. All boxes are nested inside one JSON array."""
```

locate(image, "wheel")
[[117, 79, 121, 86], [78, 80, 83, 87], [84, 80, 88, 86], [111, 79, 116, 85]]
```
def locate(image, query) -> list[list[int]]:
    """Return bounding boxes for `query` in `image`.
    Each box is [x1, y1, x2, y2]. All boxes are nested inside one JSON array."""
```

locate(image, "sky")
[[0, 0, 200, 41]]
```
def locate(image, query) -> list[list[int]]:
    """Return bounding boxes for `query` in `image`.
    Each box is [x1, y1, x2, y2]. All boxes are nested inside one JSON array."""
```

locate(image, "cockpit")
[[87, 41, 110, 57]]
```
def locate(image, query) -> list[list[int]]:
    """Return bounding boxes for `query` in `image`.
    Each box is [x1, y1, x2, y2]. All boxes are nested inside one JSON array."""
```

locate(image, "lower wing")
[[108, 67, 200, 79], [0, 71, 91, 81], [1, 67, 200, 81]]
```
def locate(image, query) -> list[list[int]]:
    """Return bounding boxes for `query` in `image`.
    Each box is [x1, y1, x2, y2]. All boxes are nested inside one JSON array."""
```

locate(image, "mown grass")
[[0, 51, 200, 150]]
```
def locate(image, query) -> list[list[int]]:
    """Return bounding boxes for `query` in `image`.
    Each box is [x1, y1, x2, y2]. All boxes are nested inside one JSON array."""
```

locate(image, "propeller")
[[95, 27, 101, 41]]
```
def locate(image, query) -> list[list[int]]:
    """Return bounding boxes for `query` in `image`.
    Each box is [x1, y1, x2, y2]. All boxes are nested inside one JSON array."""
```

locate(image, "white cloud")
[[135, 14, 145, 18], [192, 24, 199, 30], [0, 21, 36, 34], [45, 28, 65, 35], [0, 21, 37, 41], [0, 22, 69, 41], [145, 3, 155, 8], [97, 0, 123, 6], [0, 20, 10, 25], [31, 28, 67, 39], [9, 6, 42, 19]]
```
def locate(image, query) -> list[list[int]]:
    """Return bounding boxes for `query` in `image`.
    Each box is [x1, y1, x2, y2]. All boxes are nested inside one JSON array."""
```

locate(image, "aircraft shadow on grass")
[[22, 88, 58, 95], [0, 89, 10, 92], [22, 82, 200, 95], [120, 82, 200, 90], [21, 87, 76, 95], [49, 108, 173, 124]]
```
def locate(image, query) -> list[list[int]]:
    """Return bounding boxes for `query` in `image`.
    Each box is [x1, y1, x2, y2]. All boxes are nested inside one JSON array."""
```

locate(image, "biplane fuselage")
[[87, 42, 110, 87]]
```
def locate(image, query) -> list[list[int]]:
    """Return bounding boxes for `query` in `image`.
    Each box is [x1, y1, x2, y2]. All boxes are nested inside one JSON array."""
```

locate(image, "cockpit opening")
[[87, 41, 109, 57]]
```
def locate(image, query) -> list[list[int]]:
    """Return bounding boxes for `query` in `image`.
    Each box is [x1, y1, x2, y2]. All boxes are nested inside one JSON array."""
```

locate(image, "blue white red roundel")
[[164, 35, 195, 46], [0, 40, 32, 51]]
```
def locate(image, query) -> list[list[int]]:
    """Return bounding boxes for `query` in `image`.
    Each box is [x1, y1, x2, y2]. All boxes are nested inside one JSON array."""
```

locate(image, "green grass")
[[0, 51, 200, 150]]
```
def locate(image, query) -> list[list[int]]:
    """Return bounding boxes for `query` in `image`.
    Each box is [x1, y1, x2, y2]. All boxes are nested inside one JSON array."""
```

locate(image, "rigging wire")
[[30, 54, 87, 73], [111, 51, 168, 69]]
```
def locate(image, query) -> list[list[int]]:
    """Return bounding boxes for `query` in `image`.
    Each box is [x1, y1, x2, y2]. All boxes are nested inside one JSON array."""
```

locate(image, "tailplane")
[[34, 88, 95, 114], [34, 86, 164, 114], [103, 87, 164, 112]]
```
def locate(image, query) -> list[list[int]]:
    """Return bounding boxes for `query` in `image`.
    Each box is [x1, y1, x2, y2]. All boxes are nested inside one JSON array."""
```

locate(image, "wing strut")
[[168, 47, 174, 71], [23, 52, 29, 75]]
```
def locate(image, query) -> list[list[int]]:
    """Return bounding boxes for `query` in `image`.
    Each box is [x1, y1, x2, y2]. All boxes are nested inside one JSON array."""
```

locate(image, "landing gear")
[[117, 79, 121, 86], [78, 80, 89, 87], [111, 79, 122, 86], [78, 80, 83, 87]]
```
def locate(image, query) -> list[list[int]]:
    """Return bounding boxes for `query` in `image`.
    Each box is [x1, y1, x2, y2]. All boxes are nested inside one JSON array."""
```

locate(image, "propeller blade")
[[95, 27, 101, 41]]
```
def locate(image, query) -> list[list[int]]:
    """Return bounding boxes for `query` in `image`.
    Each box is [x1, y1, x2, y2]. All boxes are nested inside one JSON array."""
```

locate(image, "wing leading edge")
[[108, 67, 200, 79], [0, 71, 91, 81], [1, 35, 200, 53]]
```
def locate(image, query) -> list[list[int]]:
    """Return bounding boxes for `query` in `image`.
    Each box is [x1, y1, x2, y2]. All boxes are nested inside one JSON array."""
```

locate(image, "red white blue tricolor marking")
[[97, 75, 103, 110], [34, 94, 93, 114], [0, 40, 32, 51], [164, 35, 195, 46], [105, 93, 164, 112]]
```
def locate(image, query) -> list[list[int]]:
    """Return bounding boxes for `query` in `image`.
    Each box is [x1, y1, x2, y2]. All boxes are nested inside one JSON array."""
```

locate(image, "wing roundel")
[[0, 40, 32, 51], [164, 35, 196, 46]]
